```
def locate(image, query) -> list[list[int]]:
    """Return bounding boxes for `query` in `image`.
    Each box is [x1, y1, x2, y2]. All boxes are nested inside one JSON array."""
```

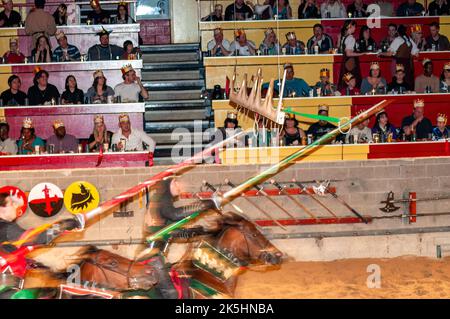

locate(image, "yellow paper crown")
[[119, 113, 130, 123], [227, 111, 238, 120], [444, 62, 450, 71], [90, 0, 100, 9], [53, 120, 65, 129], [410, 24, 422, 33], [118, 1, 127, 6], [437, 113, 447, 124], [94, 115, 104, 124], [121, 64, 134, 75], [318, 104, 329, 112], [33, 66, 43, 75], [55, 30, 66, 41], [93, 69, 104, 79], [0, 116, 7, 124], [396, 64, 405, 72], [286, 32, 296, 40], [320, 68, 330, 77], [213, 27, 222, 35], [234, 29, 245, 38], [370, 62, 380, 70], [22, 118, 33, 129], [285, 113, 295, 120], [414, 99, 425, 108], [343, 72, 354, 82], [265, 28, 274, 36]]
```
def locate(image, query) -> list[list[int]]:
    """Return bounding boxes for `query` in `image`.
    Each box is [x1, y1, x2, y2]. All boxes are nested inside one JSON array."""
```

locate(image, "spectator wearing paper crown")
[[88, 115, 113, 152], [87, 0, 110, 24], [414, 59, 440, 93], [87, 27, 124, 61], [361, 62, 387, 95], [340, 72, 360, 96], [17, 117, 45, 154], [410, 24, 426, 52], [230, 29, 256, 56], [114, 64, 149, 103], [314, 68, 339, 96], [53, 30, 81, 62], [46, 119, 78, 153], [111, 114, 156, 152], [0, 117, 17, 155], [433, 113, 449, 140], [85, 69, 114, 104], [0, 75, 27, 106], [207, 28, 231, 57], [0, 0, 21, 27], [401, 99, 433, 141], [2, 38, 25, 64], [25, 0, 56, 48], [435, 115, 449, 140], [306, 104, 337, 142], [388, 64, 412, 93], [259, 28, 280, 55], [282, 31, 305, 55], [27, 67, 60, 106], [440, 62, 450, 93]]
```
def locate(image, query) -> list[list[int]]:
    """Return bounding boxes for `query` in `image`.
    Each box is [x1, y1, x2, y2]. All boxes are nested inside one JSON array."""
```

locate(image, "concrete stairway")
[[140, 44, 213, 164]]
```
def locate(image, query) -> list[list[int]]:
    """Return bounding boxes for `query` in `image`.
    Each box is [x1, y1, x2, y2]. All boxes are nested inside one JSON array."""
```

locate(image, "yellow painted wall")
[[219, 144, 369, 165], [213, 96, 352, 130], [205, 55, 335, 89], [171, 0, 200, 43]]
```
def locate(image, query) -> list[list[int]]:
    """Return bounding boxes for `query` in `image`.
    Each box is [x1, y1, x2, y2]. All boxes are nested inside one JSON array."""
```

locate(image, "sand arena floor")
[[235, 256, 450, 298]]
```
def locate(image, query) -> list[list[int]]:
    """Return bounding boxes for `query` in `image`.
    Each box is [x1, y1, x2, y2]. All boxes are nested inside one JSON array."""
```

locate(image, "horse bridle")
[[82, 253, 137, 289]]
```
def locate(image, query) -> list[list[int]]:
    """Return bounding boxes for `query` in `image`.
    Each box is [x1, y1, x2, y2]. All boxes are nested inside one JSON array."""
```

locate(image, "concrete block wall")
[[3, 156, 450, 268]]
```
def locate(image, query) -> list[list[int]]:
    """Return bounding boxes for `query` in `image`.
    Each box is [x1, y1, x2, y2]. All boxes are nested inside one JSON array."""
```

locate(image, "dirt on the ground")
[[235, 256, 450, 298]]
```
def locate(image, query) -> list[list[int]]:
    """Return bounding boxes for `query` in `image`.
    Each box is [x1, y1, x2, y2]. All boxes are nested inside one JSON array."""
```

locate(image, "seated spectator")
[[114, 3, 135, 24], [345, 111, 372, 143], [396, 0, 425, 16], [25, 0, 56, 48], [253, 0, 275, 20], [321, 0, 346, 18], [273, 0, 292, 19], [425, 22, 450, 51], [230, 29, 256, 56], [314, 68, 339, 96], [372, 111, 398, 142], [388, 64, 412, 93], [31, 35, 52, 63], [361, 62, 387, 95], [85, 70, 114, 104], [298, 0, 320, 19], [280, 114, 306, 146], [214, 112, 246, 148], [122, 40, 141, 60], [347, 0, 368, 17], [61, 75, 84, 104], [17, 118, 45, 155], [410, 24, 426, 52], [87, 27, 124, 61], [339, 72, 360, 95], [356, 25, 377, 53], [207, 28, 231, 57], [433, 113, 449, 140], [428, 0, 449, 16], [225, 0, 254, 21], [3, 38, 25, 63], [306, 105, 337, 142], [379, 24, 397, 52], [375, 0, 394, 16], [0, 117, 17, 155], [282, 32, 305, 55], [52, 4, 67, 26], [259, 28, 280, 55], [46, 120, 78, 153], [112, 114, 156, 152], [440, 62, 450, 92], [401, 99, 433, 141], [114, 65, 148, 103], [87, 0, 110, 24], [306, 24, 333, 54], [0, 75, 27, 106], [88, 115, 113, 152], [269, 63, 310, 97], [53, 31, 81, 62], [414, 59, 440, 93], [0, 0, 21, 27], [201, 4, 224, 21], [27, 68, 60, 105]]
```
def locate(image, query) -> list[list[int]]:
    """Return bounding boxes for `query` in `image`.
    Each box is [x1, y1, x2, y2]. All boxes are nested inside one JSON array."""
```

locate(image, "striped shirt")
[[52, 44, 81, 62]]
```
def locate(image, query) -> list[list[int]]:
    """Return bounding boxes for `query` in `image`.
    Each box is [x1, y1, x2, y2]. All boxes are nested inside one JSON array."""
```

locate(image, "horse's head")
[[217, 212, 283, 267], [78, 246, 157, 291]]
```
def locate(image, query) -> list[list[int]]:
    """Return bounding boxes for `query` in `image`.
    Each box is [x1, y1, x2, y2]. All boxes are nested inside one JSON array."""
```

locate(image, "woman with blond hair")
[[87, 115, 113, 152]]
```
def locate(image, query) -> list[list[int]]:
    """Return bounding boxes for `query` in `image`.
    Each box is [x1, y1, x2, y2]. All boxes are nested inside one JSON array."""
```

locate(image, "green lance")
[[284, 107, 341, 123], [146, 99, 392, 242]]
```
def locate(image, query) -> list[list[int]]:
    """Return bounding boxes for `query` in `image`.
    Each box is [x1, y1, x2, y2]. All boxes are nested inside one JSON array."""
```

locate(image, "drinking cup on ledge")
[[103, 143, 109, 152], [78, 144, 83, 153]]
